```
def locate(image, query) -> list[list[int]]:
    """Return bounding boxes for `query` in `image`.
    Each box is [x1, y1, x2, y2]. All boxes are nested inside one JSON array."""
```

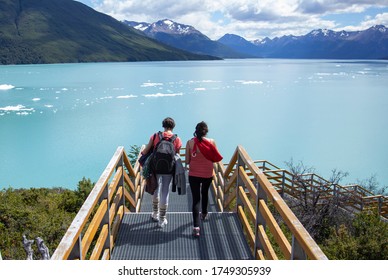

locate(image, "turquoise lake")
[[1, 59, 387, 189]]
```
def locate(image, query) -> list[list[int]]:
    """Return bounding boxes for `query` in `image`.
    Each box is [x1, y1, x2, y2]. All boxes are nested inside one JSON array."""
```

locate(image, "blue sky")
[[77, 0, 388, 40]]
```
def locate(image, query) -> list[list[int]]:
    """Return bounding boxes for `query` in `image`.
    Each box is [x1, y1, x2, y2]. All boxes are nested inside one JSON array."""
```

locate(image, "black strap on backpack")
[[155, 131, 176, 146]]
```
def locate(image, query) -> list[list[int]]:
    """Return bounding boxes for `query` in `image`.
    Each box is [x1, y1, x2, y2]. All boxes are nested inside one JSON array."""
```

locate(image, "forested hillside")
[[0, 0, 216, 64]]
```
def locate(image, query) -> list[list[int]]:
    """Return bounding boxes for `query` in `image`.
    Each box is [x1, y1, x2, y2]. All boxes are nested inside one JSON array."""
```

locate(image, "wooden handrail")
[[51, 146, 140, 260], [217, 145, 328, 260], [258, 161, 387, 219], [51, 143, 386, 261]]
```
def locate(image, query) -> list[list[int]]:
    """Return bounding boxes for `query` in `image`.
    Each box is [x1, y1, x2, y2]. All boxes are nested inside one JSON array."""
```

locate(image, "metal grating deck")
[[111, 212, 253, 260], [111, 177, 253, 260]]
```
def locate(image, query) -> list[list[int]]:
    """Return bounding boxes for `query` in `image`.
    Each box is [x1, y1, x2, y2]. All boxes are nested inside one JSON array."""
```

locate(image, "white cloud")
[[90, 0, 388, 40], [360, 12, 388, 28]]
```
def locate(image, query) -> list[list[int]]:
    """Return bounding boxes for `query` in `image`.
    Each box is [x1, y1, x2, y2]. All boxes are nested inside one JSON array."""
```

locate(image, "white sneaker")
[[158, 219, 168, 228], [151, 213, 159, 222]]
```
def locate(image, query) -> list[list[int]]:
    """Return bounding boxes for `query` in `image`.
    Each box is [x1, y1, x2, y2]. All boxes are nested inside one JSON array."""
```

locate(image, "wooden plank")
[[217, 172, 224, 188], [224, 148, 238, 178], [217, 185, 224, 202], [123, 150, 136, 177], [224, 192, 236, 209], [123, 171, 135, 193], [217, 199, 224, 212], [237, 145, 327, 260], [108, 166, 123, 201], [258, 173, 327, 260], [109, 187, 123, 225], [136, 199, 142, 213], [124, 188, 136, 209], [81, 199, 108, 259], [101, 249, 110, 260], [237, 205, 255, 250], [257, 225, 278, 260], [211, 181, 217, 196], [89, 224, 108, 260], [238, 186, 256, 222], [51, 147, 124, 260], [239, 166, 257, 198], [217, 161, 226, 177], [256, 249, 266, 260], [135, 173, 141, 190], [225, 171, 238, 194], [111, 206, 124, 243]]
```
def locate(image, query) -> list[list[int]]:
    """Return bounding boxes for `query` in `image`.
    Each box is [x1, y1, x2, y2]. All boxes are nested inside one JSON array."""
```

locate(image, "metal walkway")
[[111, 179, 253, 260]]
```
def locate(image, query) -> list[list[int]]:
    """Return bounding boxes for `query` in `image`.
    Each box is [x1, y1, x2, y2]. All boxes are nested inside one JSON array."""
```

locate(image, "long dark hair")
[[194, 121, 208, 142]]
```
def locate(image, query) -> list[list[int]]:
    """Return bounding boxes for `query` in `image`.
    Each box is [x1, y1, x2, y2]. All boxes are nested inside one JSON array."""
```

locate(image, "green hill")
[[0, 0, 217, 64]]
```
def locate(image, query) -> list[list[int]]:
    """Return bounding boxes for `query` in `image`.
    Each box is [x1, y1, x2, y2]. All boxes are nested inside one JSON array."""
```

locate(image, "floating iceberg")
[[234, 80, 264, 85], [0, 84, 15, 90], [116, 95, 137, 99], [141, 82, 163, 87], [144, 93, 183, 98], [0, 104, 34, 112]]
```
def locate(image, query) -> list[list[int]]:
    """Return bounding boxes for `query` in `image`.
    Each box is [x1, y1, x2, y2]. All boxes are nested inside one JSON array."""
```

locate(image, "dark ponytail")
[[194, 121, 208, 142]]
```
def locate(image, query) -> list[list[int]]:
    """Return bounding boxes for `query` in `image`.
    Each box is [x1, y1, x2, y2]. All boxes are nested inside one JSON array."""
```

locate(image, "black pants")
[[189, 175, 213, 227]]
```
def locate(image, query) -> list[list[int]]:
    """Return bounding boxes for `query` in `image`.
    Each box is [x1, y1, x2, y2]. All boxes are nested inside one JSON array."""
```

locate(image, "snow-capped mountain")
[[124, 19, 248, 58], [219, 25, 388, 59], [124, 18, 388, 59], [145, 19, 205, 36], [123, 20, 150, 32]]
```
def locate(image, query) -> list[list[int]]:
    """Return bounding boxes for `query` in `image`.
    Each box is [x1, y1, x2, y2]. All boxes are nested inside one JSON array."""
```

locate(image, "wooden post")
[[236, 154, 245, 213], [68, 235, 82, 260], [291, 235, 307, 260], [101, 181, 111, 257], [378, 196, 383, 216], [254, 177, 267, 259], [281, 171, 286, 198]]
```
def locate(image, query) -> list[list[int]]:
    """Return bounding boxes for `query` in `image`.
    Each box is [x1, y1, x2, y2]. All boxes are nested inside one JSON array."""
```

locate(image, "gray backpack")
[[151, 132, 177, 174]]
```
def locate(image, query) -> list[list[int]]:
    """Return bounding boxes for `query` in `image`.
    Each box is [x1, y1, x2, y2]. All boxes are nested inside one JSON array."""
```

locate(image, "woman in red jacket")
[[185, 121, 222, 237]]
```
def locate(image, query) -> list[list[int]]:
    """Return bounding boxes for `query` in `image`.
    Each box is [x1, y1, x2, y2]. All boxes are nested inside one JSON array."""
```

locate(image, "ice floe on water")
[[0, 104, 33, 111], [32, 98, 41, 102], [0, 105, 34, 116], [116, 95, 138, 99], [141, 82, 164, 87], [144, 93, 183, 98], [0, 84, 15, 90], [234, 80, 264, 85], [194, 88, 206, 91]]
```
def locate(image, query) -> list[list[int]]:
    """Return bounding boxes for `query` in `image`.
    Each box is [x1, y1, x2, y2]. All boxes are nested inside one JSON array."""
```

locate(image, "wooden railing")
[[51, 146, 143, 260], [254, 161, 388, 219], [212, 146, 328, 260], [51, 144, 386, 260]]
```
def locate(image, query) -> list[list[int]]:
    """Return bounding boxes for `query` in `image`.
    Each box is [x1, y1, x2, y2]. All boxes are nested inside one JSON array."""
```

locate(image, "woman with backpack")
[[185, 121, 223, 237], [141, 117, 182, 228]]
